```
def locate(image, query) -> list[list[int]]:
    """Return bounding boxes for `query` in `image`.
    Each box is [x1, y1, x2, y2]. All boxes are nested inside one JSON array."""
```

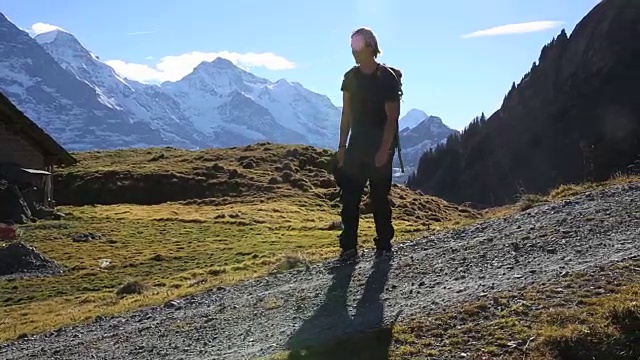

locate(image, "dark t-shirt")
[[340, 64, 400, 161]]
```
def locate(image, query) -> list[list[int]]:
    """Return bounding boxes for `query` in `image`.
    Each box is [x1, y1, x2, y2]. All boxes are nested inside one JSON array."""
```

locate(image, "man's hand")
[[336, 147, 346, 167], [375, 147, 390, 167]]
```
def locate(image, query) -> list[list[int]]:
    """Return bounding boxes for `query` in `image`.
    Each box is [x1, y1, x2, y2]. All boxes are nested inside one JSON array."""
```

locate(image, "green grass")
[[0, 195, 474, 342]]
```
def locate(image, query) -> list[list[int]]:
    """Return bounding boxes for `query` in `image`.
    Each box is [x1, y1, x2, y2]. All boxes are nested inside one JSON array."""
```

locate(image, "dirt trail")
[[1, 182, 639, 360]]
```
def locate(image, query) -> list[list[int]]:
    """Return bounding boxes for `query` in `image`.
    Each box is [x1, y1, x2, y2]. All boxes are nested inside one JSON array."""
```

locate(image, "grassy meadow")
[[0, 144, 478, 341], [1, 143, 638, 356]]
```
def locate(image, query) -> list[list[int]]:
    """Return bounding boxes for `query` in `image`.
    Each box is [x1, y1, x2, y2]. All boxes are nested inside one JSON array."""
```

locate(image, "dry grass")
[[53, 143, 342, 206], [0, 144, 479, 341], [269, 261, 640, 360], [392, 267, 639, 360], [484, 172, 640, 218]]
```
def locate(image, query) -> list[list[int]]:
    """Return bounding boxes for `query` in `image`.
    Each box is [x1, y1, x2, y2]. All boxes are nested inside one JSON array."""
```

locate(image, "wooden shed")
[[0, 91, 77, 207]]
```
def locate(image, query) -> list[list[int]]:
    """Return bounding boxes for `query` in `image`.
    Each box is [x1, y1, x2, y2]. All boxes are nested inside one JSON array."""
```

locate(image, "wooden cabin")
[[0, 91, 77, 207]]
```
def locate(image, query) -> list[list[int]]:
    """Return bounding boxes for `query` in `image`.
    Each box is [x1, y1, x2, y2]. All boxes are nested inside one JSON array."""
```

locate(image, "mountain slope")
[[398, 113, 458, 163], [34, 29, 209, 149], [407, 0, 640, 206], [0, 14, 173, 151]]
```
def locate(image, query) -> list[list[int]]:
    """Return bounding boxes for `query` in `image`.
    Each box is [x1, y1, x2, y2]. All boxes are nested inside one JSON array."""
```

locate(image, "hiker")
[[334, 27, 402, 262]]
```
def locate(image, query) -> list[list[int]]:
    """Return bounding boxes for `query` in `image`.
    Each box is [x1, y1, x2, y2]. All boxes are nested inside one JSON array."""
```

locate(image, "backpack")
[[378, 64, 405, 173], [379, 64, 404, 99]]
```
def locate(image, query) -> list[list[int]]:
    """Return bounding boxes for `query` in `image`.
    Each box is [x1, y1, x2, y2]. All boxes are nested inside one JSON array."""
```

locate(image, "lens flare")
[[351, 34, 366, 51]]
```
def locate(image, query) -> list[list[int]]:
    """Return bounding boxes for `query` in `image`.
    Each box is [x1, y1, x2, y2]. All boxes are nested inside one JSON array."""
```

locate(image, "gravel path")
[[1, 182, 639, 360]]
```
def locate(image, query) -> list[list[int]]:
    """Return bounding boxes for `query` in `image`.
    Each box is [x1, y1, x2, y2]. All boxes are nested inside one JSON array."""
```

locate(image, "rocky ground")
[[0, 182, 638, 360]]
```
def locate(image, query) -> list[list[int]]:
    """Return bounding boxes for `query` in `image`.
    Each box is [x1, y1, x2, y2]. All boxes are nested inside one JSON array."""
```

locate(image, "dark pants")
[[338, 148, 395, 251]]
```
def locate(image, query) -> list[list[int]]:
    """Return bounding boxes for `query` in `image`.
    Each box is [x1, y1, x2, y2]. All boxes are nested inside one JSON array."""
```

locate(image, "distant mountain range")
[[0, 12, 456, 170]]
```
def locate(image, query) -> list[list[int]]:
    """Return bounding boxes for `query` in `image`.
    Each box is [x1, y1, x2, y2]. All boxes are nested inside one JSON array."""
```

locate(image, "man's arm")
[[339, 91, 352, 148], [379, 71, 401, 153]]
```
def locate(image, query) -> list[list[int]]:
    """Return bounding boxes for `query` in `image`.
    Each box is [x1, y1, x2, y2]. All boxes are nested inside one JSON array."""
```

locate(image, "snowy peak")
[[274, 78, 291, 86], [159, 53, 339, 149], [399, 108, 429, 130], [209, 57, 236, 69], [29, 23, 209, 149], [36, 28, 133, 97], [190, 57, 249, 79], [0, 14, 173, 151], [32, 30, 61, 44], [34, 29, 101, 66], [410, 115, 450, 135], [271, 78, 296, 94], [165, 56, 269, 96], [405, 108, 428, 118], [35, 29, 77, 46], [393, 108, 458, 182], [34, 28, 119, 82], [400, 112, 455, 140], [399, 108, 449, 134]]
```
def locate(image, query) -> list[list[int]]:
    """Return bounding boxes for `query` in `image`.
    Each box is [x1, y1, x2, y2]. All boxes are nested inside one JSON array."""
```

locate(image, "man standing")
[[335, 27, 401, 262]]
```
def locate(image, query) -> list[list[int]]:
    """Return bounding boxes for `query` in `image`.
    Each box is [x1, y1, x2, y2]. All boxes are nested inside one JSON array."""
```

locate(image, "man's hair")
[[351, 27, 381, 58]]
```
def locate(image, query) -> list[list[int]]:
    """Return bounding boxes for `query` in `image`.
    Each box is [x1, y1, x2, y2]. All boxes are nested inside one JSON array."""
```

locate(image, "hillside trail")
[[1, 182, 639, 360]]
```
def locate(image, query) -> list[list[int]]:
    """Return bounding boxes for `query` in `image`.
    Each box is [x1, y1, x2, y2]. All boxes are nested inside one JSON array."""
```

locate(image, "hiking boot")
[[373, 236, 393, 258], [338, 248, 358, 263], [374, 248, 393, 261]]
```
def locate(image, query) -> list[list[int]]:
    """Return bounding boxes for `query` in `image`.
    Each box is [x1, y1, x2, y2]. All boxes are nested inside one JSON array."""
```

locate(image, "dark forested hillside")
[[407, 0, 640, 206]]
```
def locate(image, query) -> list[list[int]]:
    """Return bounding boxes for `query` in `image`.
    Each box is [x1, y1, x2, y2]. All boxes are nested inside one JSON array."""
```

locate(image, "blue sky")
[[3, 0, 601, 130]]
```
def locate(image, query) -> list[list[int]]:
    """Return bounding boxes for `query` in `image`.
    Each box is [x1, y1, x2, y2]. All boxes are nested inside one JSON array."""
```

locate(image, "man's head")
[[350, 27, 380, 64]]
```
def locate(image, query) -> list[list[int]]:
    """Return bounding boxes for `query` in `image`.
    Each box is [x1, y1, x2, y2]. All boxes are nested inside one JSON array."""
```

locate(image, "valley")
[[0, 0, 639, 359]]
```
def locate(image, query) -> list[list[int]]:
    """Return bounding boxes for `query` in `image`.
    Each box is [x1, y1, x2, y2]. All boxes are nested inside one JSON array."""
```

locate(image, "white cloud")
[[30, 22, 67, 36], [461, 21, 564, 38], [105, 50, 296, 83]]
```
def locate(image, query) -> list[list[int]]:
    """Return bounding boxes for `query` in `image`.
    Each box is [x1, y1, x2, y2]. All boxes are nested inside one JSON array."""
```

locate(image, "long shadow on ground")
[[285, 259, 395, 360]]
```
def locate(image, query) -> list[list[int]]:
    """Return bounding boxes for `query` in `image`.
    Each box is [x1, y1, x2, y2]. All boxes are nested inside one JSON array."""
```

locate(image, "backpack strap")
[[378, 64, 405, 174]]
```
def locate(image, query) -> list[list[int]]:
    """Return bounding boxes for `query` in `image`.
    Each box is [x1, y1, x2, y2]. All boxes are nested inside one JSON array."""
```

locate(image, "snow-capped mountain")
[[34, 29, 209, 149], [161, 58, 339, 149], [0, 13, 340, 151], [0, 13, 452, 161], [398, 108, 429, 131], [393, 109, 458, 183], [0, 13, 170, 151]]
